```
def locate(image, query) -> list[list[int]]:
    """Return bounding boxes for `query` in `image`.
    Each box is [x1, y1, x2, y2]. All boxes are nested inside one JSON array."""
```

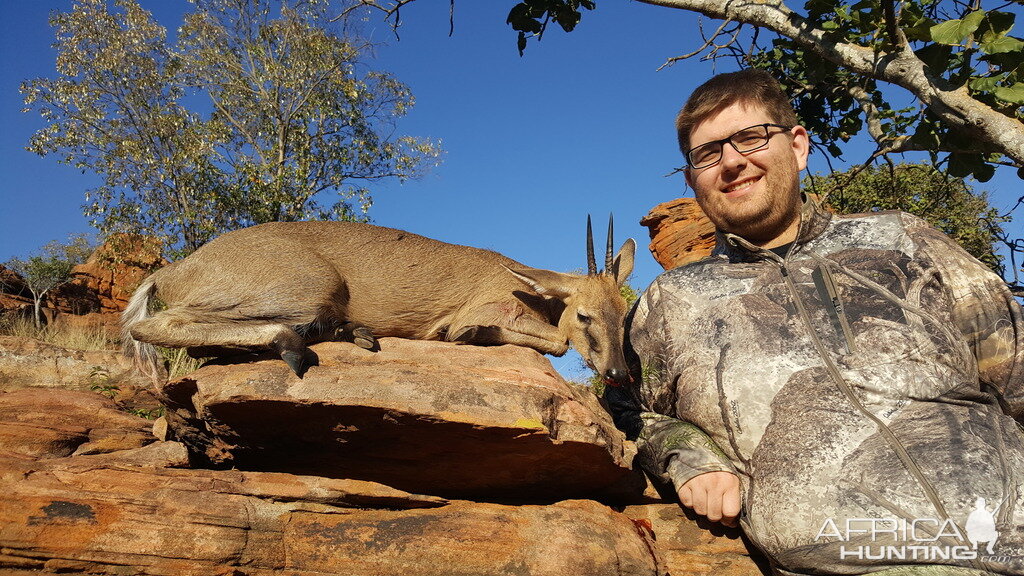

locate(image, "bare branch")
[[657, 18, 736, 71]]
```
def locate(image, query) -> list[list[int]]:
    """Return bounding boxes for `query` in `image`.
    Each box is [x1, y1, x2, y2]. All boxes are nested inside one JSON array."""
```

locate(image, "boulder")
[[0, 336, 153, 394], [0, 446, 665, 576], [52, 234, 165, 316], [160, 338, 647, 502], [0, 264, 32, 322], [640, 197, 717, 270], [0, 388, 154, 460], [623, 504, 770, 576]]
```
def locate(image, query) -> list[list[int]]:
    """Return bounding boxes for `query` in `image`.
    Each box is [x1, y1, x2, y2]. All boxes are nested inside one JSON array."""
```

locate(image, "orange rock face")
[[161, 338, 647, 503], [49, 234, 165, 318], [640, 198, 717, 271], [0, 338, 772, 576]]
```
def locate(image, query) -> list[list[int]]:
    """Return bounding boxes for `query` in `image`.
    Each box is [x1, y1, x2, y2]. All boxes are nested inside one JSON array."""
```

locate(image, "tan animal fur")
[[122, 220, 635, 383]]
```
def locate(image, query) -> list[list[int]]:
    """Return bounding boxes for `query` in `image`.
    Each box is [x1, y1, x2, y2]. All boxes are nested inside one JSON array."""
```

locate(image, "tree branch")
[[637, 0, 1024, 167]]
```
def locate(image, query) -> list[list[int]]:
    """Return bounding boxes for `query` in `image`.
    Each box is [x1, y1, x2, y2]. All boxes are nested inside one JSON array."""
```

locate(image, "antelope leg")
[[129, 310, 314, 377], [451, 324, 568, 356]]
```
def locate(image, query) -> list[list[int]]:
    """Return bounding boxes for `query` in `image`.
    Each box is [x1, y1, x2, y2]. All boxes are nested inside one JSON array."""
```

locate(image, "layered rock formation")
[[0, 337, 768, 575], [640, 197, 717, 270]]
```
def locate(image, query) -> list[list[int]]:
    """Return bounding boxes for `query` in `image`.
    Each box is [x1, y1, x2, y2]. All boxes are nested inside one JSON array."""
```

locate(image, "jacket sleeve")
[[605, 278, 736, 489], [901, 213, 1024, 421]]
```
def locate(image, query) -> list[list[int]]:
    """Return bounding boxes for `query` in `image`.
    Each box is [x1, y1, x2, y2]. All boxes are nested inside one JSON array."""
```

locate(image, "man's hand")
[[676, 471, 741, 527]]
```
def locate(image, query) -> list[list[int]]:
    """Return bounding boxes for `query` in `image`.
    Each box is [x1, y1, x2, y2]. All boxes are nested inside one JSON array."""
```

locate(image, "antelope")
[[122, 217, 635, 384]]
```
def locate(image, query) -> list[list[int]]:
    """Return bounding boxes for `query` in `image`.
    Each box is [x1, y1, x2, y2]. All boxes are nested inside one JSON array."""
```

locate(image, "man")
[[607, 69, 1024, 575]]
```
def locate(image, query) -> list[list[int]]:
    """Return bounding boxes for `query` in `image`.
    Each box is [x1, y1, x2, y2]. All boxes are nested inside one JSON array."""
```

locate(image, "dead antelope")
[[122, 217, 635, 384]]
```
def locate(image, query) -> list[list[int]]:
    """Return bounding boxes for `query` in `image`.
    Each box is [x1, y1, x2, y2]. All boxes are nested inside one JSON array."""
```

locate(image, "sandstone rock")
[[640, 197, 717, 270], [0, 264, 32, 318], [0, 388, 154, 460], [0, 264, 29, 299], [0, 452, 664, 576], [51, 234, 164, 316], [623, 503, 770, 576], [0, 336, 152, 393], [161, 338, 646, 502]]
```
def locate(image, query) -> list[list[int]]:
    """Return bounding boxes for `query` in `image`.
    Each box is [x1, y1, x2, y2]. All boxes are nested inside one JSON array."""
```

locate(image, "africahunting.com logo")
[[815, 498, 1012, 562]]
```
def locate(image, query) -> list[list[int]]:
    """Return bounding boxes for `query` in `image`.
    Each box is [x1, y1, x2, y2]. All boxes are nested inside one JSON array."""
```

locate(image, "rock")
[[0, 388, 154, 460], [52, 234, 164, 316], [622, 503, 770, 575], [0, 264, 32, 319], [640, 197, 717, 270], [160, 338, 646, 502], [0, 336, 153, 394], [0, 453, 664, 576]]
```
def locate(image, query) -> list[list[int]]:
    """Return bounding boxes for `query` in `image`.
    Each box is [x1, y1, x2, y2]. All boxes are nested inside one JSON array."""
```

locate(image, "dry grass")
[[161, 346, 207, 380], [0, 315, 116, 351]]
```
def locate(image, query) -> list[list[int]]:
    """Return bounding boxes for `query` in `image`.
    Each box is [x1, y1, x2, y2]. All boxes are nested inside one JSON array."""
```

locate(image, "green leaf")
[[822, 20, 839, 30], [930, 10, 986, 45], [980, 35, 1024, 54], [947, 153, 979, 178], [915, 43, 954, 73], [969, 75, 1002, 92], [904, 16, 938, 42], [994, 82, 1024, 103], [973, 162, 996, 182], [978, 10, 1016, 43]]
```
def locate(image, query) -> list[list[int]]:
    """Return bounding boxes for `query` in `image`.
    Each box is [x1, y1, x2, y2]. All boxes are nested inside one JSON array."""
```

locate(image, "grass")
[[1, 314, 206, 380], [162, 346, 207, 380], [0, 315, 116, 351]]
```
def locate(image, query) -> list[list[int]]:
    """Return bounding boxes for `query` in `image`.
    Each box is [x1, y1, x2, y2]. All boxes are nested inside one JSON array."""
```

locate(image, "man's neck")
[[753, 217, 800, 250]]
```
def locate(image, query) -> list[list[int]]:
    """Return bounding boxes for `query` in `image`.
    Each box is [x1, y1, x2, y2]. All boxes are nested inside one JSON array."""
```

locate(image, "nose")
[[604, 367, 630, 385], [720, 142, 748, 172]]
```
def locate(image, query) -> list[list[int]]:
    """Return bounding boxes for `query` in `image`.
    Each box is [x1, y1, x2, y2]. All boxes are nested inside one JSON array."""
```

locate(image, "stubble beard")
[[698, 161, 803, 245]]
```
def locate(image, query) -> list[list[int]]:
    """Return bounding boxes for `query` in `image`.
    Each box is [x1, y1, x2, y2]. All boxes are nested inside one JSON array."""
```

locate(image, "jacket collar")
[[712, 194, 832, 261]]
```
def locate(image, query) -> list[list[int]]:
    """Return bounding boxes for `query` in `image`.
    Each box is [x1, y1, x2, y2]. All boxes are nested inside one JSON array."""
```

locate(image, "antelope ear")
[[611, 239, 636, 286], [505, 267, 575, 299]]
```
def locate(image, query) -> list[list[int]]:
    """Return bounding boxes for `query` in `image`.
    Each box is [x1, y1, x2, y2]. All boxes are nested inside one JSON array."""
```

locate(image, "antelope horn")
[[586, 215, 597, 275], [605, 213, 614, 274]]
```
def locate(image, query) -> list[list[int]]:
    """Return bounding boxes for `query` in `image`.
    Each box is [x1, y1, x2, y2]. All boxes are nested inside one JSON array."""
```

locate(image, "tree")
[[502, 1, 1024, 180], [5, 235, 95, 329], [23, 0, 440, 257], [809, 162, 1008, 274]]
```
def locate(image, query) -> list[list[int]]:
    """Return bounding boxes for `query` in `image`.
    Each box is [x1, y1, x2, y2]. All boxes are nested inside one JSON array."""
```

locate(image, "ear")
[[505, 266, 575, 299], [684, 166, 696, 190], [791, 125, 810, 171], [611, 239, 635, 286]]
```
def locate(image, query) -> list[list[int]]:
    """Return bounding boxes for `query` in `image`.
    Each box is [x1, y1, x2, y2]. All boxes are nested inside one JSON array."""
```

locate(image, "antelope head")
[[508, 215, 635, 385]]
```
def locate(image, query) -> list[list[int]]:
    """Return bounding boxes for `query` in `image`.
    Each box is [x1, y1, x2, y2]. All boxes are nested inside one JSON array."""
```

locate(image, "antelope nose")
[[604, 368, 628, 385]]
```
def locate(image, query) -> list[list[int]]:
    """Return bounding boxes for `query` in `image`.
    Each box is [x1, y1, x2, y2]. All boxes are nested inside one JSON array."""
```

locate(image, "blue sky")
[[2, 1, 1022, 378]]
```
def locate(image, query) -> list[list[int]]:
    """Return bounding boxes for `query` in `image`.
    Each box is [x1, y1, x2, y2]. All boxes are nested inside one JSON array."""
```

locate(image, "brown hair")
[[675, 69, 798, 155]]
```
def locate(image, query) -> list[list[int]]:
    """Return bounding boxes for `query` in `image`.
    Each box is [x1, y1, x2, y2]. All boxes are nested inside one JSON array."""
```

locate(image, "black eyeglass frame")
[[685, 123, 793, 169]]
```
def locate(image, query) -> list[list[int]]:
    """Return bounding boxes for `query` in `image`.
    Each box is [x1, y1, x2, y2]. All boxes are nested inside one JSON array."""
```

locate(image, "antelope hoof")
[[280, 349, 316, 378], [336, 322, 379, 351], [352, 326, 378, 351]]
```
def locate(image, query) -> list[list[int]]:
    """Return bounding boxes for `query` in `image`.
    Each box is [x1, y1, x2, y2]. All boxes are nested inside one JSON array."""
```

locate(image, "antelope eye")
[[577, 312, 591, 324]]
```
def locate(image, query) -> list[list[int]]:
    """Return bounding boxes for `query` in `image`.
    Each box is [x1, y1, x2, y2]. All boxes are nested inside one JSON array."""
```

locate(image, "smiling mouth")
[[723, 176, 761, 194]]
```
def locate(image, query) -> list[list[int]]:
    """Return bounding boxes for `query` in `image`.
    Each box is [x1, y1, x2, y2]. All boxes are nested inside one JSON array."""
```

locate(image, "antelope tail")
[[121, 276, 164, 385]]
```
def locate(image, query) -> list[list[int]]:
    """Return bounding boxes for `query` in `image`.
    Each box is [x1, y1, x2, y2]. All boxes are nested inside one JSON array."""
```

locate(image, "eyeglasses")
[[685, 123, 792, 169]]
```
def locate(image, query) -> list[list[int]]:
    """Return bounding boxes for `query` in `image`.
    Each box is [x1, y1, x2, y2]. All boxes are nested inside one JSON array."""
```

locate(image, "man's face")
[[684, 102, 809, 247]]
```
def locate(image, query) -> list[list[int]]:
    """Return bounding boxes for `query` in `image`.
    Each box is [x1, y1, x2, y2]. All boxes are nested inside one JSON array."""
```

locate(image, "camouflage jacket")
[[608, 199, 1024, 575]]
